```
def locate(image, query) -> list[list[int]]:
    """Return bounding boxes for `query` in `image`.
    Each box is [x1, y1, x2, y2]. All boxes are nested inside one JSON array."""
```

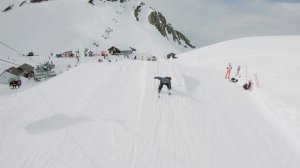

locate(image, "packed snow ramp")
[[1, 60, 300, 168]]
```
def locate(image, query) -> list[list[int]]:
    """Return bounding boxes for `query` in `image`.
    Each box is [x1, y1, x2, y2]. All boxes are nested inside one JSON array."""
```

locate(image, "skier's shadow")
[[25, 114, 91, 134]]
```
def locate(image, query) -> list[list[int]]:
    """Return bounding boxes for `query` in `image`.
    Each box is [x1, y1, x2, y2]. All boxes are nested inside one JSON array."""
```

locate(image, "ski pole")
[[255, 73, 260, 88], [245, 65, 248, 83]]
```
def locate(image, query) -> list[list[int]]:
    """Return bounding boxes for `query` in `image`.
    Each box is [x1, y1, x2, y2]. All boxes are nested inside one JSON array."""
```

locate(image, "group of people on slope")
[[153, 62, 254, 96], [225, 63, 252, 91], [225, 63, 240, 79]]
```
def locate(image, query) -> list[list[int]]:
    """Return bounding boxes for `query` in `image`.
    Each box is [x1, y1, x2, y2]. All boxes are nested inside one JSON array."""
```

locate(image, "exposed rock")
[[148, 11, 195, 48], [88, 0, 94, 5], [30, 0, 48, 3], [20, 1, 27, 7], [134, 2, 145, 21], [3, 4, 14, 12]]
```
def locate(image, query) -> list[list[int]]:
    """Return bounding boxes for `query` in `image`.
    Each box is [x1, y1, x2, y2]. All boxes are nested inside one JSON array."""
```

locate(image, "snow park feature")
[[1, 0, 300, 168], [1, 35, 300, 168]]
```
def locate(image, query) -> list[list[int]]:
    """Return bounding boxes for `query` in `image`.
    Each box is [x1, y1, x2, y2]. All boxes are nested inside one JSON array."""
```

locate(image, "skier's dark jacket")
[[154, 77, 172, 86]]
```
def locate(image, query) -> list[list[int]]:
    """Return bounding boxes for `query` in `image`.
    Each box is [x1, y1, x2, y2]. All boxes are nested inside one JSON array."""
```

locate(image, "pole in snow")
[[255, 73, 260, 88], [245, 65, 248, 83]]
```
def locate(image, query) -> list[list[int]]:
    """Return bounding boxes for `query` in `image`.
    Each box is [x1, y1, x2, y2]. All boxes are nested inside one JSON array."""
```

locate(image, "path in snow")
[[0, 61, 300, 168]]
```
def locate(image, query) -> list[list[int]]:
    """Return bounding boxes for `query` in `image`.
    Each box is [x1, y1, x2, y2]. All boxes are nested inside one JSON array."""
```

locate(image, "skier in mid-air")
[[154, 76, 172, 97]]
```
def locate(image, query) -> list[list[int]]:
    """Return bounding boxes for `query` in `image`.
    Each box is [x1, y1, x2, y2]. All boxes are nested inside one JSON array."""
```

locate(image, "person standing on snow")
[[225, 63, 232, 79], [154, 76, 172, 95]]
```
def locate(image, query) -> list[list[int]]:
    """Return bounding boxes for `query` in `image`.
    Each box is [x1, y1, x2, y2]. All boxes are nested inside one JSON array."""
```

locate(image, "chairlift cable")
[[0, 41, 25, 55], [0, 58, 21, 66], [1, 41, 41, 63], [28, 57, 43, 65]]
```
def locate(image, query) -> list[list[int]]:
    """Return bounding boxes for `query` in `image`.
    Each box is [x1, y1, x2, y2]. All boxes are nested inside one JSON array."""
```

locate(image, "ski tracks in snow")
[[128, 61, 209, 168], [180, 65, 300, 168], [2, 60, 300, 168]]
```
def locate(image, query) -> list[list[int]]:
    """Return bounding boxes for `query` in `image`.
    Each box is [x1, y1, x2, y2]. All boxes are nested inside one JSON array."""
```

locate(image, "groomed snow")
[[1, 36, 300, 168]]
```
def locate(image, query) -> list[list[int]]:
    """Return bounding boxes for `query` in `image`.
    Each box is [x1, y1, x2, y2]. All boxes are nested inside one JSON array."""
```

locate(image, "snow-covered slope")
[[1, 0, 195, 79], [0, 0, 191, 59], [179, 35, 300, 151], [1, 36, 300, 168]]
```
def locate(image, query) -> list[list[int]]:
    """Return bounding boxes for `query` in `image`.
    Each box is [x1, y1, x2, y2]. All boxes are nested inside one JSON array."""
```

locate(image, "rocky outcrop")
[[2, 4, 14, 12], [106, 0, 127, 3], [88, 0, 94, 5], [30, 0, 48, 3], [134, 2, 145, 21], [148, 11, 195, 48], [20, 1, 27, 7]]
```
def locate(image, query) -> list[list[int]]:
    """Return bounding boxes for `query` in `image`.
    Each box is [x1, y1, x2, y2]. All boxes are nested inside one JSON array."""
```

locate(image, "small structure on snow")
[[9, 80, 21, 89], [101, 50, 108, 57], [130, 47, 137, 52], [61, 51, 74, 57], [18, 63, 34, 78], [27, 52, 34, 56], [108, 46, 121, 55], [88, 51, 94, 57], [134, 52, 153, 60], [34, 61, 56, 81], [118, 49, 135, 57], [0, 67, 22, 84]]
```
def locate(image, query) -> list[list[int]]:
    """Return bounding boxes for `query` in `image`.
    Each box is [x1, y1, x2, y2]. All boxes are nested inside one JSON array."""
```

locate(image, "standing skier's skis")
[[157, 91, 171, 98]]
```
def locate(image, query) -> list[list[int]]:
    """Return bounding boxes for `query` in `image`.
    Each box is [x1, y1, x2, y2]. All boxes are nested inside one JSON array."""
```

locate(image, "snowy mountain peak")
[[1, 0, 195, 58]]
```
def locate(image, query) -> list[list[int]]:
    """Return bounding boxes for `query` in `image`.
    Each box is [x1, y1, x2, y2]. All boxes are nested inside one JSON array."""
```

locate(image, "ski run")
[[1, 0, 300, 167], [1, 36, 300, 168]]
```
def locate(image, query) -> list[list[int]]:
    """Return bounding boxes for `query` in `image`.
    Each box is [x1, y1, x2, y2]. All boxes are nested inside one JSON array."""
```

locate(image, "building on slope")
[[108, 46, 121, 55], [0, 67, 22, 84], [18, 63, 34, 78]]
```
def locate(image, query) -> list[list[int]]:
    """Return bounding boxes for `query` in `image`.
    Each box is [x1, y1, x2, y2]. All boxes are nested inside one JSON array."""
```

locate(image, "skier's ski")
[[157, 91, 171, 98]]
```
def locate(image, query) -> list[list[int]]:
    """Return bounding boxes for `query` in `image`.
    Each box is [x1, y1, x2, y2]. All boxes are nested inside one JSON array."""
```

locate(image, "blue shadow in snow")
[[25, 114, 91, 134], [183, 74, 200, 95]]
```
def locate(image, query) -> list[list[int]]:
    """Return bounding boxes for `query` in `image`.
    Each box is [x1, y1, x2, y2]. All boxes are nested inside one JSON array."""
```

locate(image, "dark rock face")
[[148, 11, 195, 48], [88, 0, 94, 5], [30, 0, 48, 3], [134, 2, 145, 21], [106, 0, 127, 2], [20, 1, 27, 7], [3, 4, 14, 12]]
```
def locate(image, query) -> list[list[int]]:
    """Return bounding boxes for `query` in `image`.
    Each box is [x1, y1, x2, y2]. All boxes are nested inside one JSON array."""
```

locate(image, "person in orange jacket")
[[225, 63, 232, 79]]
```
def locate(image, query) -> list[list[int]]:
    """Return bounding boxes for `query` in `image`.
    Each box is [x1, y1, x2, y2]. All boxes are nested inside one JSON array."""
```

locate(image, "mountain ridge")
[[0, 0, 195, 58]]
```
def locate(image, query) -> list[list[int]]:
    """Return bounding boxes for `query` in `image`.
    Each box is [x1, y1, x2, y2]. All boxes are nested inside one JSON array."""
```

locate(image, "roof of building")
[[18, 63, 34, 72], [62, 51, 73, 53], [5, 67, 23, 76], [108, 46, 120, 51]]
